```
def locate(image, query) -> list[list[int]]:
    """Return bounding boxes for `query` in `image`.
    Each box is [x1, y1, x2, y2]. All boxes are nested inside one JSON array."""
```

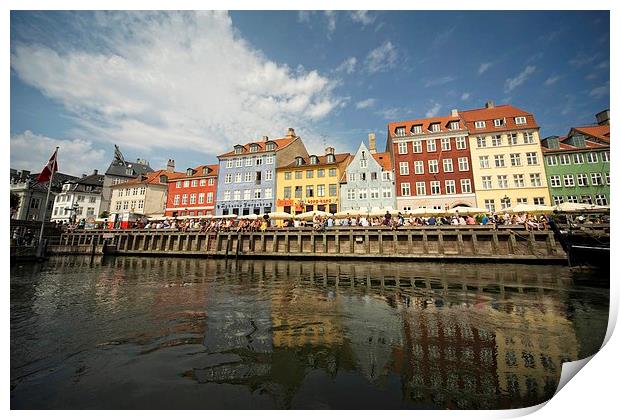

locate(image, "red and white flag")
[[37, 149, 59, 183]]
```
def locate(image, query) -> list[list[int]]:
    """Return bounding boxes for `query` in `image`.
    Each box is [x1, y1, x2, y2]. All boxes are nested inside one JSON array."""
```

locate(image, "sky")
[[10, 10, 610, 177]]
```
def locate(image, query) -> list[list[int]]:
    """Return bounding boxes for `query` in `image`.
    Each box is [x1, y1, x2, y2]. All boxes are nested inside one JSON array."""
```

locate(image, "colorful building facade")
[[541, 113, 610, 206], [460, 102, 550, 213], [165, 161, 219, 217], [339, 135, 395, 211], [215, 128, 308, 216], [275, 147, 350, 214], [51, 170, 105, 223], [387, 111, 477, 211]]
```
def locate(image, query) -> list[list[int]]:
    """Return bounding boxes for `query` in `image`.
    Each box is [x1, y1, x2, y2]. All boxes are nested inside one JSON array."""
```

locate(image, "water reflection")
[[10, 256, 608, 409]]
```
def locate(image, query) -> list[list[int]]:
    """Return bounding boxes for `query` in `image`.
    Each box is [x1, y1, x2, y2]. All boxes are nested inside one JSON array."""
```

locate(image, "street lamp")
[[70, 203, 79, 224]]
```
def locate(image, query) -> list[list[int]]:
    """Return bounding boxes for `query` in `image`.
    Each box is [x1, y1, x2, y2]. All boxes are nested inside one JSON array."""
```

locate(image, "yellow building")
[[275, 147, 351, 214], [460, 102, 551, 212]]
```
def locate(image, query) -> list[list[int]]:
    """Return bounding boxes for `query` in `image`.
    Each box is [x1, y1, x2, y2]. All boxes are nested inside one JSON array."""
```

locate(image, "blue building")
[[215, 128, 308, 216], [339, 134, 396, 211]]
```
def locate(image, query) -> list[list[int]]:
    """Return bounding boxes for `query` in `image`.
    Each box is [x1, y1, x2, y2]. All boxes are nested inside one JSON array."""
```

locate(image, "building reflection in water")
[[15, 256, 607, 409]]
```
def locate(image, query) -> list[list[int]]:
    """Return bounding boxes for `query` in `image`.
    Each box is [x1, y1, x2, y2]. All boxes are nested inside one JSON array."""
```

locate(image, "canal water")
[[11, 256, 608, 409]]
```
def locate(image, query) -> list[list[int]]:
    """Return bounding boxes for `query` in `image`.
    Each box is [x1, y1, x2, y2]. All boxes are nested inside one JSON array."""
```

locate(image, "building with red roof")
[[165, 161, 219, 217]]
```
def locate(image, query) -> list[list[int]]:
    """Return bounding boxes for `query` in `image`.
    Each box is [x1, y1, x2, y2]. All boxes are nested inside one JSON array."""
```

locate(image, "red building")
[[165, 161, 219, 217], [386, 110, 477, 211]]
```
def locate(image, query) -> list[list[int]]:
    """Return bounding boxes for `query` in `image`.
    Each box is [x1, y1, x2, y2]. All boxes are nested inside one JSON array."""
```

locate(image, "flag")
[[37, 149, 59, 183]]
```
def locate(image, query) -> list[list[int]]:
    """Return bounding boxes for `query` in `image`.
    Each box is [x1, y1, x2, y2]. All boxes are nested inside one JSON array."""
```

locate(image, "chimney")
[[485, 100, 495, 109], [368, 133, 377, 153], [92, 169, 98, 175], [167, 159, 175, 173], [82, 174, 88, 178], [451, 108, 459, 117], [286, 127, 296, 138], [325, 146, 335, 155], [262, 135, 269, 141], [595, 109, 610, 126]]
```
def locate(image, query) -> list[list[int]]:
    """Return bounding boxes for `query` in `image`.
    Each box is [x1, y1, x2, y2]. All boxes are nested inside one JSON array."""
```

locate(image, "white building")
[[51, 171, 105, 223]]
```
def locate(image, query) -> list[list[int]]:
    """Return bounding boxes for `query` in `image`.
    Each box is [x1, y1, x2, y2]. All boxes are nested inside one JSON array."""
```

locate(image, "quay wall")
[[49, 227, 568, 264]]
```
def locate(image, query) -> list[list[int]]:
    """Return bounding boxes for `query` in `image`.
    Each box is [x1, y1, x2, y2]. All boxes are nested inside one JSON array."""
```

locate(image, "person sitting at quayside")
[[427, 216, 436, 226], [481, 214, 489, 226]]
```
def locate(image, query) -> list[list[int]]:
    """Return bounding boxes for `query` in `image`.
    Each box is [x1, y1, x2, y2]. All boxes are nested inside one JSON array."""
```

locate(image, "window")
[[523, 132, 535, 144], [508, 133, 518, 145], [182, 194, 188, 204], [283, 187, 291, 199], [566, 195, 578, 203], [317, 169, 325, 178], [294, 186, 302, 198], [198, 193, 205, 204], [606, 173, 610, 185], [510, 153, 521, 166], [595, 194, 608, 206], [546, 155, 558, 166], [441, 138, 451, 151], [326, 155, 335, 164], [414, 161, 424, 174], [358, 189, 368, 199], [265, 170, 273, 181], [382, 172, 390, 181], [173, 194, 180, 205], [479, 156, 490, 169], [460, 179, 472, 193], [399, 162, 410, 175], [430, 181, 441, 195], [416, 182, 426, 195], [329, 168, 337, 177], [175, 181, 182, 188], [250, 144, 259, 153], [482, 176, 492, 189], [245, 157, 252, 166], [190, 194, 197, 204], [494, 118, 504, 127], [199, 179, 206, 186], [266, 156, 274, 165], [255, 157, 263, 166], [233, 190, 240, 200], [515, 116, 527, 125], [587, 152, 598, 163], [254, 189, 262, 199], [494, 154, 505, 167], [235, 158, 242, 167], [427, 139, 437, 152], [370, 188, 379, 199], [255, 171, 262, 183], [573, 153, 584, 164], [412, 125, 422, 134], [513, 174, 525, 188], [413, 140, 422, 153], [553, 196, 564, 205], [347, 189, 355, 200], [118, 189, 124, 197], [484, 199, 495, 212], [284, 172, 292, 180], [244, 172, 252, 182], [581, 195, 593, 204], [226, 160, 233, 169], [577, 173, 589, 187], [533, 197, 545, 205], [455, 157, 468, 172], [225, 174, 232, 183], [306, 185, 314, 197], [398, 142, 408, 154], [190, 180, 197, 187], [310, 156, 319, 165], [317, 184, 325, 197], [500, 197, 511, 209], [559, 154, 570, 165], [456, 137, 467, 149], [265, 188, 273, 199], [477, 137, 487, 148], [530, 173, 542, 187], [401, 183, 411, 196], [431, 123, 440, 132], [295, 171, 302, 180], [371, 172, 378, 180], [348, 173, 356, 182], [526, 152, 538, 165], [491, 135, 502, 147], [329, 184, 337, 196], [443, 158, 454, 172], [266, 143, 275, 151], [591, 173, 603, 186], [382, 188, 392, 198], [450, 121, 460, 130], [602, 151, 609, 162], [445, 180, 456, 194], [475, 121, 486, 129], [116, 202, 122, 211], [235, 173, 242, 183], [428, 160, 439, 173], [395, 127, 406, 136], [360, 172, 367, 181], [563, 174, 575, 187], [497, 175, 508, 189], [221, 191, 230, 201]]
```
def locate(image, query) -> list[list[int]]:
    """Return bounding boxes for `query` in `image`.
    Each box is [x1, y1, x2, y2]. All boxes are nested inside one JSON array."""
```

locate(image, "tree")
[[99, 210, 110, 219]]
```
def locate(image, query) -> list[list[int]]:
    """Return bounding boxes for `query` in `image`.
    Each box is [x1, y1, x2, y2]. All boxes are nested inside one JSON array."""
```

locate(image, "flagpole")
[[38, 146, 59, 254]]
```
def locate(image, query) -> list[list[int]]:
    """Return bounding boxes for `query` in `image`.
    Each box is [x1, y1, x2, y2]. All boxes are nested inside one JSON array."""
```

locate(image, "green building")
[[541, 111, 610, 206]]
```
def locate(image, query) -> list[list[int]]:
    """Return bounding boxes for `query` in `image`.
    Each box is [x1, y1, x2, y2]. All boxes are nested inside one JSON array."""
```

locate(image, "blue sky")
[[10, 10, 610, 176]]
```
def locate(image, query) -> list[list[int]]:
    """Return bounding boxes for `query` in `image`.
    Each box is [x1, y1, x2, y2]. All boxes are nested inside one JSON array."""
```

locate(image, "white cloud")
[[297, 11, 311, 23], [11, 12, 344, 158], [11, 131, 107, 176], [424, 76, 456, 88], [355, 98, 376, 109], [585, 72, 598, 80], [431, 27, 456, 49], [544, 75, 560, 86], [589, 82, 609, 98], [461, 92, 470, 101], [325, 11, 337, 35], [504, 65, 536, 93], [569, 53, 598, 67], [335, 57, 357, 74], [425, 102, 441, 118], [478, 62, 493, 75], [365, 41, 398, 74], [350, 11, 376, 26]]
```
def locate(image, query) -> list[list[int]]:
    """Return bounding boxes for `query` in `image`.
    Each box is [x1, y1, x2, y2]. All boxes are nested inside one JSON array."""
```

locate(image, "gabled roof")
[[10, 171, 79, 193], [571, 125, 610, 143], [388, 115, 465, 137], [174, 164, 219, 181], [459, 104, 539, 134], [105, 158, 153, 178], [280, 152, 351, 169], [218, 137, 296, 158], [113, 169, 184, 188], [372, 152, 392, 172], [62, 173, 105, 193]]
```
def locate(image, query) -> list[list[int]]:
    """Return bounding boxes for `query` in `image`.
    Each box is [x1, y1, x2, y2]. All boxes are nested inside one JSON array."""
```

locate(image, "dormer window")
[[395, 126, 406, 136], [250, 144, 259, 153], [159, 175, 168, 183], [234, 146, 243, 155], [494, 118, 504, 127], [326, 154, 335, 163], [265, 142, 275, 151], [412, 125, 422, 134], [186, 169, 193, 176], [475, 121, 486, 129], [202, 167, 209, 175], [295, 157, 304, 166], [449, 121, 460, 130], [310, 156, 319, 164], [125, 169, 133, 176], [430, 123, 440, 132], [515, 116, 527, 125]]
